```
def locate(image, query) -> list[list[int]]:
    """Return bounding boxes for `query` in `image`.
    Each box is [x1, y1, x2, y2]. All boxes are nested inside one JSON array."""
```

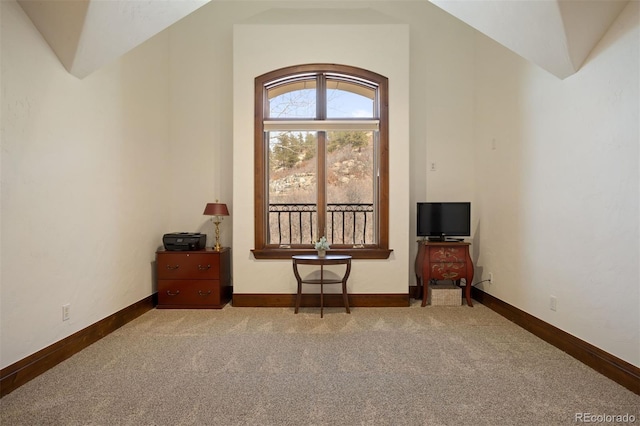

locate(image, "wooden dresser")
[[156, 247, 231, 309], [415, 241, 474, 307]]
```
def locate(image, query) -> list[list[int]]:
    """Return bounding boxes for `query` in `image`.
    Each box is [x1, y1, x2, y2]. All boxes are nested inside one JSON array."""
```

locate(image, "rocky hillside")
[[269, 146, 373, 202]]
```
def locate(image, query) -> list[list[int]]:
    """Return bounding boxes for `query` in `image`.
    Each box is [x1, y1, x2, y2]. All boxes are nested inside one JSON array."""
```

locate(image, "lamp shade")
[[203, 203, 229, 216]]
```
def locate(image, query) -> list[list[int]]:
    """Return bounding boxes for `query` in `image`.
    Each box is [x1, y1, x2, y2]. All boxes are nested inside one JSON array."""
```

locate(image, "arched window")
[[252, 64, 390, 259]]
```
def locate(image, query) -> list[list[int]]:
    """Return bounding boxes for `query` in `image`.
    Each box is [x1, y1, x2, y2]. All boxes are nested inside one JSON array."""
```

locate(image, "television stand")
[[415, 241, 474, 307]]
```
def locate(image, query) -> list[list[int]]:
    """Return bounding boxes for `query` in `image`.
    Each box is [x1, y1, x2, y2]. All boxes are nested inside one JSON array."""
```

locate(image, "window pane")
[[268, 131, 318, 245], [326, 130, 375, 245], [326, 80, 375, 119], [267, 80, 317, 119]]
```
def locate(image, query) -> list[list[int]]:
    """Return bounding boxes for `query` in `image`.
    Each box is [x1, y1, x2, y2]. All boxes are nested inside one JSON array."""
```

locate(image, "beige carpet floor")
[[1, 300, 638, 425]]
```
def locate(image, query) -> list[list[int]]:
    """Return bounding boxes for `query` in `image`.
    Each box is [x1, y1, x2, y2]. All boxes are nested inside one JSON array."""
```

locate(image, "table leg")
[[293, 260, 302, 314], [342, 279, 351, 314], [465, 281, 473, 307], [320, 281, 324, 318], [320, 265, 324, 318], [295, 278, 302, 314], [465, 252, 474, 307], [421, 278, 429, 307]]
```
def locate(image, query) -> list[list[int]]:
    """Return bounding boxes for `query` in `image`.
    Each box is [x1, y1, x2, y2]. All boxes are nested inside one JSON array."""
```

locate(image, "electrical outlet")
[[430, 162, 437, 171], [549, 296, 557, 312], [488, 272, 494, 284], [62, 304, 70, 321]]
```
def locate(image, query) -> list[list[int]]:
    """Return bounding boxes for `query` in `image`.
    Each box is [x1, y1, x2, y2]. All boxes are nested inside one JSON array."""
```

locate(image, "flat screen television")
[[417, 202, 471, 240]]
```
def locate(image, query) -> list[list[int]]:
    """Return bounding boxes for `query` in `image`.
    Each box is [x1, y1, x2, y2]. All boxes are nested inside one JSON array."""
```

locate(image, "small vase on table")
[[314, 236, 330, 258]]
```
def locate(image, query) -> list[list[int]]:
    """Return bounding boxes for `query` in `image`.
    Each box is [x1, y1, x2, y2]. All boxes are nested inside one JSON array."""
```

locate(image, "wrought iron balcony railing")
[[269, 203, 374, 246]]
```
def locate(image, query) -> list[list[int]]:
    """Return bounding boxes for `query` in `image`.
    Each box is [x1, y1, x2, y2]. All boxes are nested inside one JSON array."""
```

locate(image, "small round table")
[[292, 254, 352, 318]]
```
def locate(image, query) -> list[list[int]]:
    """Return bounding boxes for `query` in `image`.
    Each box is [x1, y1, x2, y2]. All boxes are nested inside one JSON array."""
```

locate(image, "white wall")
[[418, 4, 477, 269], [167, 5, 235, 242], [233, 21, 410, 295], [473, 1, 639, 366], [0, 0, 171, 367]]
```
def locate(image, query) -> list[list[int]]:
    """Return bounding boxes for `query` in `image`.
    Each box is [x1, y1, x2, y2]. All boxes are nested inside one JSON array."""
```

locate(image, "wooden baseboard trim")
[[0, 294, 156, 398], [5, 289, 635, 397], [471, 287, 640, 395], [233, 293, 409, 308]]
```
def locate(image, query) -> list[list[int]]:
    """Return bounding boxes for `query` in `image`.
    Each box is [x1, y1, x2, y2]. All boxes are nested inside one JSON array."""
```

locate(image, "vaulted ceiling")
[[428, 0, 629, 79], [17, 0, 629, 80], [17, 0, 211, 79]]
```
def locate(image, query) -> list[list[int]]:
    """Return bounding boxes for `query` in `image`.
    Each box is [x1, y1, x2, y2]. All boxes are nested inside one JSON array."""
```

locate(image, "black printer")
[[163, 232, 206, 251]]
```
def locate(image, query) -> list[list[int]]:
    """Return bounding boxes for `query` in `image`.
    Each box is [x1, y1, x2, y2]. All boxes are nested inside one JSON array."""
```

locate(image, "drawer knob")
[[198, 264, 211, 271], [166, 290, 180, 296], [198, 290, 212, 296], [166, 265, 180, 270]]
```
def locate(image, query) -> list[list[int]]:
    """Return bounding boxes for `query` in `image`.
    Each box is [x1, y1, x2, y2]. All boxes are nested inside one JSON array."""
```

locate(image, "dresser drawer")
[[157, 252, 220, 280], [157, 280, 222, 307], [430, 262, 466, 280], [429, 246, 466, 262]]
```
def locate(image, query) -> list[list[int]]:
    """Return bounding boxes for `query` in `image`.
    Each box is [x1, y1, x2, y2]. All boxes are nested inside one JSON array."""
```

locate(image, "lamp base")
[[214, 221, 222, 251]]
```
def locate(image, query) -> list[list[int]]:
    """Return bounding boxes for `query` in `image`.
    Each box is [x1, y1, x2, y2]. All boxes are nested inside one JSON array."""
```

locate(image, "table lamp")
[[203, 201, 229, 251]]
